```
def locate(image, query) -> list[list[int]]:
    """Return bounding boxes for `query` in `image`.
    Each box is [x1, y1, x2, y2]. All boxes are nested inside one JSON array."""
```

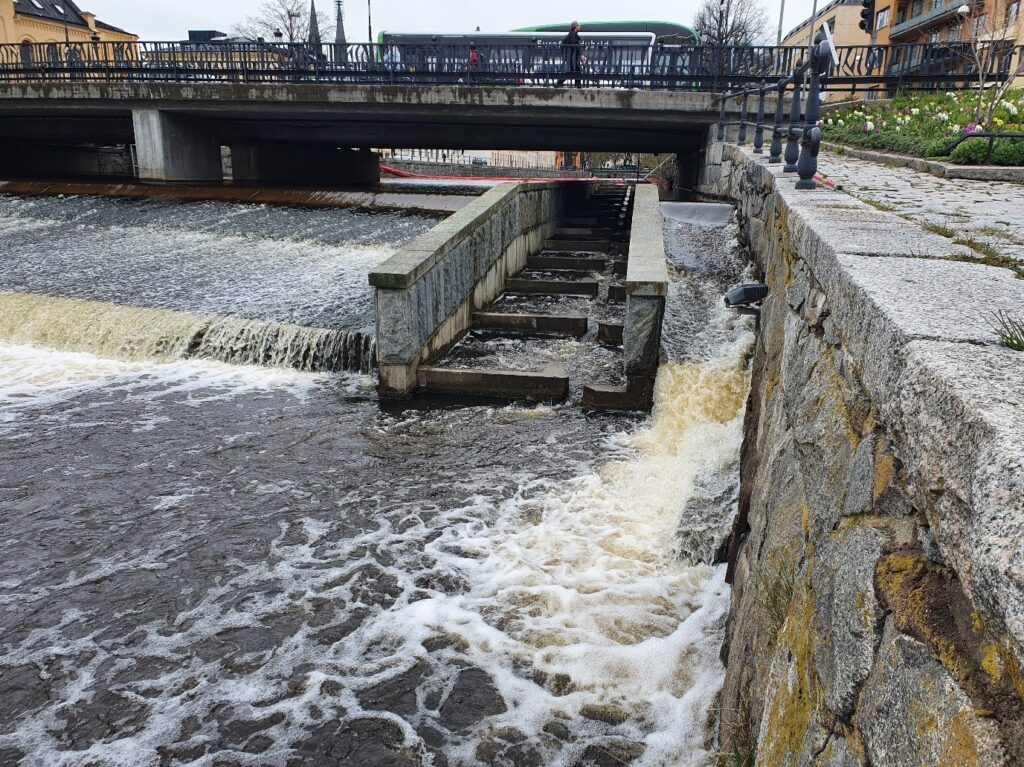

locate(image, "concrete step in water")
[[506, 277, 600, 297], [418, 365, 569, 401], [612, 259, 628, 277], [544, 239, 610, 253], [598, 322, 624, 346], [554, 227, 613, 239], [527, 255, 607, 271], [607, 284, 627, 302], [583, 375, 655, 411], [473, 312, 588, 337]]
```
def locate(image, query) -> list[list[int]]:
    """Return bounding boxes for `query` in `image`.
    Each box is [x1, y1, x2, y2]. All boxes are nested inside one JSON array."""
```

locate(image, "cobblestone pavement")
[[818, 151, 1024, 264]]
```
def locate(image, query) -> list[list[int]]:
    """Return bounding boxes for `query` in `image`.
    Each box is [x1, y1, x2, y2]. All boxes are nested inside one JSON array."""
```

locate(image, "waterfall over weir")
[[0, 292, 377, 374]]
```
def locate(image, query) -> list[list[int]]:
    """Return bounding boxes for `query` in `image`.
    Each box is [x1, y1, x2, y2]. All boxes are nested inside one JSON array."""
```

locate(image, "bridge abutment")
[[1, 141, 133, 179], [132, 109, 222, 184], [229, 143, 381, 186]]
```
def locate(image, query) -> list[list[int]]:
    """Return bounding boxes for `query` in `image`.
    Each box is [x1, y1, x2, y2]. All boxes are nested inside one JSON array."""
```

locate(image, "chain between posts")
[[717, 39, 833, 190]]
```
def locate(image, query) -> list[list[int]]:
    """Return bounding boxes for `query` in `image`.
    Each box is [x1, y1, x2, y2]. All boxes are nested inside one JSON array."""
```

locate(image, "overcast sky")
[[80, 0, 823, 45]]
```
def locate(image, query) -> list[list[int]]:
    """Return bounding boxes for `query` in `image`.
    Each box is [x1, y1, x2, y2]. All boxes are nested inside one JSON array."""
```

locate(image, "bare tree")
[[693, 0, 772, 46], [950, 0, 1024, 124], [233, 0, 332, 43]]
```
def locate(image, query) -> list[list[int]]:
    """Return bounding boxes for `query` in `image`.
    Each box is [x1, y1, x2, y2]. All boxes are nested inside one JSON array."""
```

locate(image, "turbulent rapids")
[[0, 192, 753, 766]]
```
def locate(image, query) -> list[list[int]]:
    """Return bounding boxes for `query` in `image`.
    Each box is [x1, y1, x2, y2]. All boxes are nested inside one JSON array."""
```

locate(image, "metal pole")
[[777, 0, 786, 45], [367, 0, 373, 44]]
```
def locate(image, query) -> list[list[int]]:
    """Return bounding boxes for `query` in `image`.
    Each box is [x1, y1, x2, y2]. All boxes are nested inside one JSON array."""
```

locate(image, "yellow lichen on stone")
[[872, 450, 895, 503], [939, 712, 979, 767], [980, 643, 1004, 685], [756, 584, 818, 767]]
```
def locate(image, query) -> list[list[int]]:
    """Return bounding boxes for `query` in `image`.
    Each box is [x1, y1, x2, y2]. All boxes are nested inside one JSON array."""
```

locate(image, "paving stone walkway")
[[818, 151, 1024, 264]]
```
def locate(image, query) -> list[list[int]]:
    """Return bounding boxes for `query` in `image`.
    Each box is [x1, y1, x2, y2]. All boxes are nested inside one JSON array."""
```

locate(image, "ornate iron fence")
[[717, 40, 834, 191], [0, 41, 1020, 91]]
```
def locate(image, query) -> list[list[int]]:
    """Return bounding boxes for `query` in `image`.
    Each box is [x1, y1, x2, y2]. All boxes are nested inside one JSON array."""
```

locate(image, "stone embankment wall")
[[370, 181, 573, 397], [699, 142, 1024, 765]]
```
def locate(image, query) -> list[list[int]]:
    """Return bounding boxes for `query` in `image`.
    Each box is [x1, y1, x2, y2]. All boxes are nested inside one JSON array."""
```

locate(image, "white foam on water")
[[0, 342, 345, 424]]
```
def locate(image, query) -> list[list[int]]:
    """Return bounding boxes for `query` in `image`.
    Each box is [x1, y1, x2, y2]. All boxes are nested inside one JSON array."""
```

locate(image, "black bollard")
[[783, 62, 803, 173]]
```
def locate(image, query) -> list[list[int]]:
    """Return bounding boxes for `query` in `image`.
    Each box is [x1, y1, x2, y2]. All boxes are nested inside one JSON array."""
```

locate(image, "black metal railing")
[[0, 41, 1020, 91], [718, 39, 834, 190]]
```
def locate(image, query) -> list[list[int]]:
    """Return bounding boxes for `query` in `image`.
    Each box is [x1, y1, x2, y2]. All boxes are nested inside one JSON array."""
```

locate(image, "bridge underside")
[[0, 83, 724, 184]]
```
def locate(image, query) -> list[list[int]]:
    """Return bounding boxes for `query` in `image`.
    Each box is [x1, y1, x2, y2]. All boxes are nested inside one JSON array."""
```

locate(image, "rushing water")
[[0, 194, 440, 372], [0, 197, 752, 767]]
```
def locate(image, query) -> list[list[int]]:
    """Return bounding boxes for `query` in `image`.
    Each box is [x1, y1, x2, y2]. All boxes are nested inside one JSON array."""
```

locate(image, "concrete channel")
[[370, 180, 670, 409]]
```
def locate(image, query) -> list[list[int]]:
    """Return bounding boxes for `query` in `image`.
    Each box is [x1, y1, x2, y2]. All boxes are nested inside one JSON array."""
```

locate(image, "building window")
[[896, 5, 907, 23], [947, 21, 962, 39], [972, 12, 989, 33], [876, 8, 891, 28], [912, 0, 924, 16], [1008, 1, 1020, 25], [826, 16, 837, 32], [929, 27, 941, 42]]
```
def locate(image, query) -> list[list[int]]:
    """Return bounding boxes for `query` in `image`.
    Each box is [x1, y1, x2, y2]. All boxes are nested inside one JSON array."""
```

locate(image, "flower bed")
[[822, 89, 1024, 166]]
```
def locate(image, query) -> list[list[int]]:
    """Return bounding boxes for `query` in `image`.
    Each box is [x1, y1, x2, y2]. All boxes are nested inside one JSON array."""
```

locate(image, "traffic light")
[[860, 0, 876, 31]]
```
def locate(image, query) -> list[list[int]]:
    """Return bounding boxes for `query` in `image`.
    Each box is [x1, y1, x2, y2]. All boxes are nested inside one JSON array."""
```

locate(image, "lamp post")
[[367, 0, 373, 44]]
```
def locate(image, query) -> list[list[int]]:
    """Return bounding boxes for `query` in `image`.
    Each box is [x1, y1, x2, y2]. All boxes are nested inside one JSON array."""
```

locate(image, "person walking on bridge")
[[559, 21, 584, 89]]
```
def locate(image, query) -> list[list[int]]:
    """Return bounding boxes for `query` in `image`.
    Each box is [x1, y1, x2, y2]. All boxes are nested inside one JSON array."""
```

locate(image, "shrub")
[[950, 138, 1024, 166]]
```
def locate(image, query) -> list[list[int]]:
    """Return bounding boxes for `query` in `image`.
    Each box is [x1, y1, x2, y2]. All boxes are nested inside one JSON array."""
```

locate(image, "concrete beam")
[[230, 142, 380, 186], [131, 109, 222, 183]]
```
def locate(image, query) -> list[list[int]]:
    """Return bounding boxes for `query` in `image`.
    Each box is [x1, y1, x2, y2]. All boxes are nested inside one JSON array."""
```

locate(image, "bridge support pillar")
[[229, 143, 380, 186], [132, 109, 222, 183]]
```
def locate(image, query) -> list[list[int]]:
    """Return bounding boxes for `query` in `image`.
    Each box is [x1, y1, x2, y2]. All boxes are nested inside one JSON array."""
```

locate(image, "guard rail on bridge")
[[0, 41, 1020, 92]]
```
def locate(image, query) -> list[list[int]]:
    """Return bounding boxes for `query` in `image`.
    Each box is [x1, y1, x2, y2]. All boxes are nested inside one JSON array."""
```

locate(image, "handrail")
[[717, 40, 833, 190], [942, 131, 1024, 163], [0, 41, 1018, 91]]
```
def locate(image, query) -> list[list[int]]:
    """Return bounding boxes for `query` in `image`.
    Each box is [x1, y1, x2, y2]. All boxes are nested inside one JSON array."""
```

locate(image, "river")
[[0, 193, 752, 767]]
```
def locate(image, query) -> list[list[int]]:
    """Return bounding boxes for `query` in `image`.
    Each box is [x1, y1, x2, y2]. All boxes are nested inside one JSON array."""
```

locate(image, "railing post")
[[783, 62, 803, 173], [738, 92, 749, 145], [769, 77, 786, 164], [753, 81, 767, 154], [796, 42, 831, 190], [717, 95, 727, 142]]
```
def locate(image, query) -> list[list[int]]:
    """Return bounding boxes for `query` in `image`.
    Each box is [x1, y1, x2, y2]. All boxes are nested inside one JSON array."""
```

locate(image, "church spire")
[[335, 0, 348, 62], [308, 0, 322, 47]]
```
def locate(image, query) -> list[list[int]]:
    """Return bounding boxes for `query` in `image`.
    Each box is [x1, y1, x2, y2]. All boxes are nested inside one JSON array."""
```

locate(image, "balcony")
[[890, 0, 964, 37]]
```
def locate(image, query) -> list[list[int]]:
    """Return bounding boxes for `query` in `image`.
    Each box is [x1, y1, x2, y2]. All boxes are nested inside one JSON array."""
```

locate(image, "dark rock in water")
[[286, 717, 422, 767], [438, 668, 508, 732], [578, 703, 630, 726], [357, 661, 429, 718], [575, 740, 646, 765]]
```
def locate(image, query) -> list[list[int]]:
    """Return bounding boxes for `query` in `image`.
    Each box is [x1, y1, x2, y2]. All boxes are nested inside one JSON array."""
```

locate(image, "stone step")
[[544, 239, 610, 253], [598, 322, 624, 345], [607, 284, 627, 302], [527, 255, 607, 271], [612, 259, 628, 277], [418, 366, 569, 400], [555, 227, 613, 239], [505, 277, 600, 297], [473, 312, 588, 337], [583, 375, 655, 411]]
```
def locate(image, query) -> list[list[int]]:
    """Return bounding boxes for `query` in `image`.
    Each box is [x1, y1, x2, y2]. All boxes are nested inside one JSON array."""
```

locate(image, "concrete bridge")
[[0, 81, 733, 184]]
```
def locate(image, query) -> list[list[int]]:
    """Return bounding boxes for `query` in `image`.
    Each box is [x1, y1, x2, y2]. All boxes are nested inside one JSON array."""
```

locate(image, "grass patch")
[[763, 566, 797, 633], [861, 197, 896, 212], [947, 252, 1024, 279], [953, 236, 1004, 260], [973, 225, 1022, 244], [922, 221, 958, 239], [990, 311, 1024, 351], [719, 693, 758, 767]]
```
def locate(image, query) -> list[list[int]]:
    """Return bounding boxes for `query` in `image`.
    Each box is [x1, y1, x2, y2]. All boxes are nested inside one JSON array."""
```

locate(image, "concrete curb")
[[821, 141, 1024, 183]]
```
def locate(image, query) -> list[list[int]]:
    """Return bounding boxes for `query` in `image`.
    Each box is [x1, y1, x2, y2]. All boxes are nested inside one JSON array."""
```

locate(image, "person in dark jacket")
[[559, 21, 583, 88]]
